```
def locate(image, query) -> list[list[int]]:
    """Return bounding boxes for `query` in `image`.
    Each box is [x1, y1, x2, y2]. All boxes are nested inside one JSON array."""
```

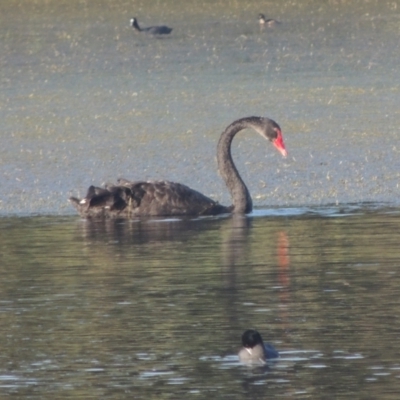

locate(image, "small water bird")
[[258, 13, 281, 28], [69, 116, 287, 218], [238, 329, 279, 364], [130, 17, 172, 35]]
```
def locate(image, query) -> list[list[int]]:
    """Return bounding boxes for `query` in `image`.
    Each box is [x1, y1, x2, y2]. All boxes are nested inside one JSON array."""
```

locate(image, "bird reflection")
[[221, 215, 251, 285], [277, 231, 291, 333], [73, 217, 224, 248]]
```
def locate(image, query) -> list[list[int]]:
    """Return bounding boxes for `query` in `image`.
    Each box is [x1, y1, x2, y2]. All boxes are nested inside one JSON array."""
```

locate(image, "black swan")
[[258, 13, 281, 28], [69, 116, 287, 218], [130, 17, 172, 35]]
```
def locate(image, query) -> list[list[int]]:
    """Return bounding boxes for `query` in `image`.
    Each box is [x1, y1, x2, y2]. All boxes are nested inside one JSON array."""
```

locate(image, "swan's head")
[[271, 128, 287, 157], [263, 118, 287, 157], [259, 14, 266, 24], [130, 17, 137, 27]]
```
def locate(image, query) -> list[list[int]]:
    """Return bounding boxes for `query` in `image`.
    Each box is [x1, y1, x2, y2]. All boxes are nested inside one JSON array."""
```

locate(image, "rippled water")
[[1, 207, 400, 398]]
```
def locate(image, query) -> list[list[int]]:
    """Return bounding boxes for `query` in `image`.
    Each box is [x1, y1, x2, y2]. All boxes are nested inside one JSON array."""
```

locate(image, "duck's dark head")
[[242, 329, 264, 349]]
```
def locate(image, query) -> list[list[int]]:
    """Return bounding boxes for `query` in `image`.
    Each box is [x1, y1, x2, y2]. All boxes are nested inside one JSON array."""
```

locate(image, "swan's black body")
[[70, 179, 228, 218], [69, 116, 287, 218], [130, 17, 172, 35]]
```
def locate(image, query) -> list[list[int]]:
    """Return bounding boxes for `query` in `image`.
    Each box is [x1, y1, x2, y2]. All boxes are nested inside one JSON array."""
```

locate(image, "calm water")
[[1, 0, 400, 398], [1, 207, 400, 398]]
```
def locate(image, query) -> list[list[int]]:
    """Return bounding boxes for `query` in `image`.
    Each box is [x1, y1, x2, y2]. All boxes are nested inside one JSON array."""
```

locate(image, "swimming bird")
[[69, 116, 287, 218], [258, 13, 281, 28], [130, 17, 172, 35], [238, 329, 279, 364]]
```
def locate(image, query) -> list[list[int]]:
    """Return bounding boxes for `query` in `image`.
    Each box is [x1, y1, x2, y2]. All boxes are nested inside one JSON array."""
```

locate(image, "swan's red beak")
[[272, 130, 287, 157]]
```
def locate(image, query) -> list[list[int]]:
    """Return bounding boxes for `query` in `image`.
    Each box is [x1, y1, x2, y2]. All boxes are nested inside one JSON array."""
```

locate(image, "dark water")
[[1, 207, 400, 398]]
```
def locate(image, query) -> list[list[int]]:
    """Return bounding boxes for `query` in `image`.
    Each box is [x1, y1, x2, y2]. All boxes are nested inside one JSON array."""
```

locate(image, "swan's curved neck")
[[217, 118, 258, 214]]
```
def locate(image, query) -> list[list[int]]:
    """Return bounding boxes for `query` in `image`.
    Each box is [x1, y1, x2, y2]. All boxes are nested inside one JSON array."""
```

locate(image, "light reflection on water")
[[1, 206, 400, 398]]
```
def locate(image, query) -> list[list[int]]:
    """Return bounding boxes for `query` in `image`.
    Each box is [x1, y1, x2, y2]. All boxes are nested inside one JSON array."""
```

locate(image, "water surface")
[[1, 207, 400, 398]]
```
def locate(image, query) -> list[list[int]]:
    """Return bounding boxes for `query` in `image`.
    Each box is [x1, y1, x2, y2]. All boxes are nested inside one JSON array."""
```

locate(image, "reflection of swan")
[[69, 116, 287, 218], [73, 218, 222, 247], [238, 329, 279, 364], [130, 17, 172, 35]]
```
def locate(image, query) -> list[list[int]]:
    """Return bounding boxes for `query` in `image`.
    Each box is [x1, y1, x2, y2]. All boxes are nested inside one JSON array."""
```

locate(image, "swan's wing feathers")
[[70, 180, 227, 217], [87, 185, 107, 197], [69, 183, 133, 217], [124, 180, 224, 216], [143, 181, 226, 215]]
